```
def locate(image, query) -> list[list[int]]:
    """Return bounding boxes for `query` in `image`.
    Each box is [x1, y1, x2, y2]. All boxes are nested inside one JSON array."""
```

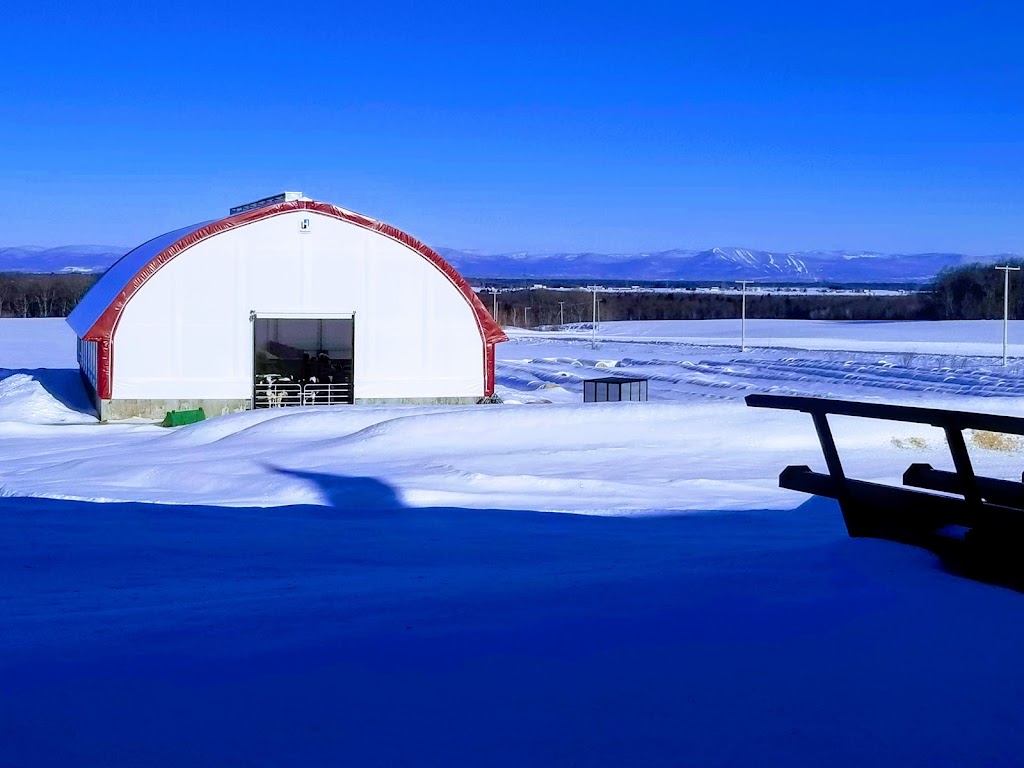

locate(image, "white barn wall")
[[111, 211, 484, 401]]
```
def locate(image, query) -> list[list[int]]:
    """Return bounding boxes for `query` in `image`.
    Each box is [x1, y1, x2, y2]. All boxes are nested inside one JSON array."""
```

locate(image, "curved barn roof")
[[67, 200, 506, 348], [67, 219, 214, 338]]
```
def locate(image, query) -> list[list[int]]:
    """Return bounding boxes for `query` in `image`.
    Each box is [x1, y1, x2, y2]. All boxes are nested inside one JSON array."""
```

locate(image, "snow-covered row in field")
[[564, 318, 1024, 356]]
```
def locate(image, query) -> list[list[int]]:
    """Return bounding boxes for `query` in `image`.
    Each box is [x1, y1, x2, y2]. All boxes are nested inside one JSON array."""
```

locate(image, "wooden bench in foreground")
[[745, 394, 1024, 589]]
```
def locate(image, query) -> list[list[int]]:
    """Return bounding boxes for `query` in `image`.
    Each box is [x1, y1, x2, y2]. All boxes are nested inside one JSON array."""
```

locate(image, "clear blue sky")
[[2, 1, 1023, 254]]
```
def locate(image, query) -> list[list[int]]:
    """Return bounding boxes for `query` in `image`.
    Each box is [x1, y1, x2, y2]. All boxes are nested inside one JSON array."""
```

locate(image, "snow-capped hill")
[[690, 247, 810, 276], [840, 251, 887, 260], [0, 245, 129, 274]]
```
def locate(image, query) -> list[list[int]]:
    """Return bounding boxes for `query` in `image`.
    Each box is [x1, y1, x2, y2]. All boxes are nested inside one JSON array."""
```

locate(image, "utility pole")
[[737, 281, 750, 352], [587, 285, 601, 349], [488, 287, 499, 323], [558, 301, 565, 327], [524, 306, 531, 328], [995, 266, 1020, 366]]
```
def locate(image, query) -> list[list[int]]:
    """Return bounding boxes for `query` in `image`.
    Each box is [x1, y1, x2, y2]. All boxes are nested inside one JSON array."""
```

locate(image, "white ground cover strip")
[[2, 318, 1024, 511]]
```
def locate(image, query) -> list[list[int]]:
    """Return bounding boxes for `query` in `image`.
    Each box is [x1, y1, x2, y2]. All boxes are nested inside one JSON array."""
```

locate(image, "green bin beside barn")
[[161, 408, 206, 427]]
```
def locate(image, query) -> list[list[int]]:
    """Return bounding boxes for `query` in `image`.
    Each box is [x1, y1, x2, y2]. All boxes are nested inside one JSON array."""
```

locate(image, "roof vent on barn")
[[229, 191, 309, 215]]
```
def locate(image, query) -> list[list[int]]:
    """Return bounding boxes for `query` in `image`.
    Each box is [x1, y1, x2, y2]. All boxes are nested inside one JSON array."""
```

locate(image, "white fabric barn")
[[68, 193, 506, 421]]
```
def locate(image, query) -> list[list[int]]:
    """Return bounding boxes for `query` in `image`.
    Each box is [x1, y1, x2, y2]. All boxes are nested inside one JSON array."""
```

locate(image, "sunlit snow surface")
[[4, 319, 1024, 511], [4, 318, 1024, 766]]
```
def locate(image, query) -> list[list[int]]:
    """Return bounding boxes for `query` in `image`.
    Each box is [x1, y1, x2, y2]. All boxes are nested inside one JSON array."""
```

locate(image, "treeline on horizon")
[[0, 273, 98, 319], [2, 262, 1023, 323], [483, 261, 1024, 326]]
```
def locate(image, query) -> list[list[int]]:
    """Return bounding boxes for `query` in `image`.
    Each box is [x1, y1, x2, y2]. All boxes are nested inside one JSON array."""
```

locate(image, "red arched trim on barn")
[[81, 200, 507, 400]]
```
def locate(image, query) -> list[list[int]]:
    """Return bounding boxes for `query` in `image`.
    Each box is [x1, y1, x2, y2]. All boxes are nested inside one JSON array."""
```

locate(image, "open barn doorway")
[[253, 316, 354, 408]]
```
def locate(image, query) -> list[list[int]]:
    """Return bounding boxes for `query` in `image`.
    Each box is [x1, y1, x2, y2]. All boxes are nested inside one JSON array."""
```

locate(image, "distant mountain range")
[[437, 247, 1024, 284], [2, 244, 1021, 284], [0, 245, 130, 275]]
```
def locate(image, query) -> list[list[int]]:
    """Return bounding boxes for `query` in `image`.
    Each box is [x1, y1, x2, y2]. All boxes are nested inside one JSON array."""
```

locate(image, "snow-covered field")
[[5, 318, 1024, 511], [4, 318, 1024, 766]]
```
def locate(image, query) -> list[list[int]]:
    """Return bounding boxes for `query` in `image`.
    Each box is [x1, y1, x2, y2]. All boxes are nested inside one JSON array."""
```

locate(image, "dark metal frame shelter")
[[746, 393, 1024, 590], [583, 377, 648, 403]]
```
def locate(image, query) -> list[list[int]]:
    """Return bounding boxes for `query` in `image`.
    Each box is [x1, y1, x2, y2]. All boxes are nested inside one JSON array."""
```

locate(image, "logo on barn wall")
[[299, 217, 312, 233]]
